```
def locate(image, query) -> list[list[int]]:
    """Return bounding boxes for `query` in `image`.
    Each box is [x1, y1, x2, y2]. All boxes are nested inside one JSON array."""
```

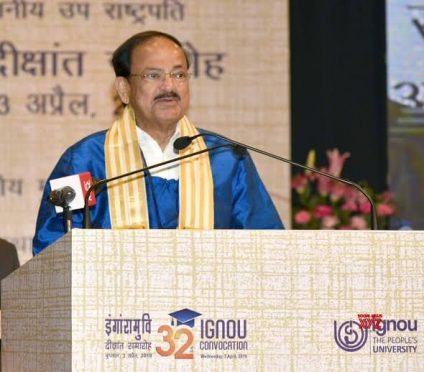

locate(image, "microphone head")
[[49, 186, 76, 207], [62, 186, 76, 204], [173, 136, 193, 150]]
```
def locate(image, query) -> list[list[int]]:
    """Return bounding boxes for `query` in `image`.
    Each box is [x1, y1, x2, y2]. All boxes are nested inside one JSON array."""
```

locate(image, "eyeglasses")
[[129, 70, 192, 83]]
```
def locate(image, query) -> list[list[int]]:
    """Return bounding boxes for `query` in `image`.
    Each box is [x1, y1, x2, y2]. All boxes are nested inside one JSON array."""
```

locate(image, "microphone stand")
[[83, 143, 233, 229], [177, 132, 379, 230], [63, 206, 73, 233]]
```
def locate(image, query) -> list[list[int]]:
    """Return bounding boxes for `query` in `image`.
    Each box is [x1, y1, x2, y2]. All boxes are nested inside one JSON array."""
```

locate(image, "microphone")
[[174, 132, 379, 230], [49, 186, 76, 207], [48, 185, 76, 233], [83, 142, 234, 229], [49, 172, 97, 233], [48, 172, 96, 213]]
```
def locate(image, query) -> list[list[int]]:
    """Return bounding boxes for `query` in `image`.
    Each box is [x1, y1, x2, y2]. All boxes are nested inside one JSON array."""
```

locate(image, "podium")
[[1, 229, 424, 371]]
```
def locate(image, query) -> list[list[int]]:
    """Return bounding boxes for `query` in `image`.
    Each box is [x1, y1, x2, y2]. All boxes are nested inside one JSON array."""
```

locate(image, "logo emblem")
[[169, 308, 202, 328], [334, 320, 368, 352]]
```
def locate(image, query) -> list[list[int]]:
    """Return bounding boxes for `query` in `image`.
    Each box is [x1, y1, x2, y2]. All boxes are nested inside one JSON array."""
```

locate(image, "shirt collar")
[[135, 123, 181, 180], [136, 123, 180, 153]]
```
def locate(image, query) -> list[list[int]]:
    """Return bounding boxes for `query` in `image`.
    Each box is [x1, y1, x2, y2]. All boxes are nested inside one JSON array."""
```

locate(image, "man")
[[33, 31, 283, 255]]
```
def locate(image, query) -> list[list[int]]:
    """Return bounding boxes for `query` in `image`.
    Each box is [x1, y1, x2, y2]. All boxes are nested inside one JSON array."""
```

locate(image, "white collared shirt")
[[136, 125, 180, 180]]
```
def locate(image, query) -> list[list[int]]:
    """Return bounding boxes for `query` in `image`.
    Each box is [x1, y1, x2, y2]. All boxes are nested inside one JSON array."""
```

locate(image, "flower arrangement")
[[291, 149, 396, 230]]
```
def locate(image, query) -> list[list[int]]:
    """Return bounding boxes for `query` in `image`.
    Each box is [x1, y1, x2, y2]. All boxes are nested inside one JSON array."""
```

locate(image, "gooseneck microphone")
[[174, 132, 378, 230], [83, 142, 234, 229], [48, 186, 76, 233]]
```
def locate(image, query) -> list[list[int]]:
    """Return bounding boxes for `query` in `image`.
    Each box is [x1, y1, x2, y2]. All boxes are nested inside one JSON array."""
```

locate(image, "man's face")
[[116, 37, 190, 131]]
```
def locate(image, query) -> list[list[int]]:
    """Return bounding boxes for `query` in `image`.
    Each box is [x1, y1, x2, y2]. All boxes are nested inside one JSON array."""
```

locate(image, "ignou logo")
[[334, 320, 368, 352], [334, 318, 418, 352], [374, 319, 418, 336]]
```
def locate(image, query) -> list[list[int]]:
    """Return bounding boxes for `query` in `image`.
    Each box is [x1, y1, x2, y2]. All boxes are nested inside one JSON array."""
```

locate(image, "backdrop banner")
[[387, 0, 424, 229]]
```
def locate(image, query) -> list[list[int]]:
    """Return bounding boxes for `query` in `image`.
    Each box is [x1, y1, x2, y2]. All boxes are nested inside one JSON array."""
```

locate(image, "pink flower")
[[377, 203, 395, 216], [316, 172, 332, 196], [339, 225, 353, 230], [343, 185, 357, 201], [321, 215, 339, 229], [295, 210, 312, 225], [326, 149, 351, 177], [380, 191, 394, 203], [341, 200, 358, 212], [314, 204, 333, 218], [329, 182, 348, 202], [291, 173, 308, 193], [359, 202, 371, 214], [291, 148, 397, 231], [350, 215, 369, 230]]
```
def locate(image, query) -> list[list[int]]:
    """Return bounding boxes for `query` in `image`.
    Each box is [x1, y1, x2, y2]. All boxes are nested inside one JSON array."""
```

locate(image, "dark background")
[[290, 1, 387, 192]]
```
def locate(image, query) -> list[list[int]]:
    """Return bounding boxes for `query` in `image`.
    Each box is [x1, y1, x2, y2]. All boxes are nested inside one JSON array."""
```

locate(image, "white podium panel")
[[1, 230, 423, 371]]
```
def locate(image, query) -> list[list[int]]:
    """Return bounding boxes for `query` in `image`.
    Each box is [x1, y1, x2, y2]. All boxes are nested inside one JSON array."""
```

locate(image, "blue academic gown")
[[32, 129, 283, 255]]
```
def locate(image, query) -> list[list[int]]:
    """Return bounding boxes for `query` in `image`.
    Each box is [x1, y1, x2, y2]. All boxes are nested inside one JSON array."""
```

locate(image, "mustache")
[[154, 91, 180, 101]]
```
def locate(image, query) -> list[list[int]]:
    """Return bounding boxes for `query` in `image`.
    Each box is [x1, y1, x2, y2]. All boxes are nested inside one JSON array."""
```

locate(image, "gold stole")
[[104, 106, 214, 229]]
